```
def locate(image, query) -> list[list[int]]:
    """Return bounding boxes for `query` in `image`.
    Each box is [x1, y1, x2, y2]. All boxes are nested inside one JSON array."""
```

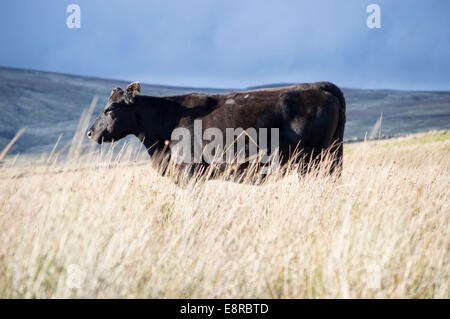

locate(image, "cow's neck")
[[133, 96, 182, 155]]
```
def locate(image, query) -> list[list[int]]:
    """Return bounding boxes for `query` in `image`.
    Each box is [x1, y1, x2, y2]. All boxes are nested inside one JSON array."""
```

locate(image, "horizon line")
[[1, 65, 449, 94]]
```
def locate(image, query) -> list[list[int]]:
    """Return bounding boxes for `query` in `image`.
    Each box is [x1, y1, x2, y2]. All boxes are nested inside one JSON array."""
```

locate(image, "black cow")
[[88, 81, 346, 178]]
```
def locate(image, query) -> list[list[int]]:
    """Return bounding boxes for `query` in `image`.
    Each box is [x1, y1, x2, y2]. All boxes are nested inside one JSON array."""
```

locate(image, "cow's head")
[[87, 82, 141, 143]]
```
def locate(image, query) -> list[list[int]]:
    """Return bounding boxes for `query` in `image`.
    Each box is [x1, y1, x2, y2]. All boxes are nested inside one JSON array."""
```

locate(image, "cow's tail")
[[319, 82, 346, 175]]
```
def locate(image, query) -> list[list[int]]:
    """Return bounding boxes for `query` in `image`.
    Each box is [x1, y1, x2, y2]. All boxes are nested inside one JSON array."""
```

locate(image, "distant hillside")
[[0, 67, 230, 154], [1, 66, 449, 154]]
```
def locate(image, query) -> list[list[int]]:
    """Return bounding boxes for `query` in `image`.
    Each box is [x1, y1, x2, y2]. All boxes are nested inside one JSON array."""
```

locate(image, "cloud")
[[0, 0, 449, 90]]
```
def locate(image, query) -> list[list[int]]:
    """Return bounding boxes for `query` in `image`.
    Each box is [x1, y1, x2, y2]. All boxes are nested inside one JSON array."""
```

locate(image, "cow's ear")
[[109, 87, 124, 102], [126, 81, 141, 102]]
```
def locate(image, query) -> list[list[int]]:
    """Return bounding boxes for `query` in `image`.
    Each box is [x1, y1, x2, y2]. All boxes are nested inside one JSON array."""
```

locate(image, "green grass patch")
[[389, 131, 450, 147]]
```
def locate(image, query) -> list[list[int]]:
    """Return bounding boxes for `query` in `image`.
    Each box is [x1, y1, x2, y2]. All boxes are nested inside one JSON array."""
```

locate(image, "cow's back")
[[168, 82, 345, 169]]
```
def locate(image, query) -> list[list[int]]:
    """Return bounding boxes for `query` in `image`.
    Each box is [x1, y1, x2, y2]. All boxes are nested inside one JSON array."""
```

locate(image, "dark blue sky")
[[1, 0, 449, 90]]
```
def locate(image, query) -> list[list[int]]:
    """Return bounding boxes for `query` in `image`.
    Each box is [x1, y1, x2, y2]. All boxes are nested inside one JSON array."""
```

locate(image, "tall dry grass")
[[0, 128, 449, 298]]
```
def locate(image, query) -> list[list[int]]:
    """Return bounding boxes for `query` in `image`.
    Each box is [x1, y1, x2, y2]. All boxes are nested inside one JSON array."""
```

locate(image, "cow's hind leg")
[[329, 140, 343, 176]]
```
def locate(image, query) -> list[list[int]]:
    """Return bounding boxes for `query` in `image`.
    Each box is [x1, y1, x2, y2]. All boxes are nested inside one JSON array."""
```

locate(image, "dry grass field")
[[0, 130, 449, 298]]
